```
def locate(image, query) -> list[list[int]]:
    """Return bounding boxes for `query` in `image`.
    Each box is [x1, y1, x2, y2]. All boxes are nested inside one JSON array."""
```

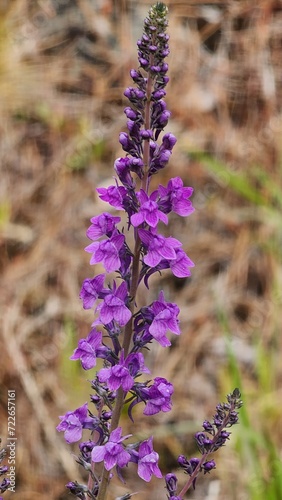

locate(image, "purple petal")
[[91, 445, 106, 463], [104, 453, 117, 470], [138, 462, 152, 482], [131, 212, 145, 227], [116, 450, 131, 468]]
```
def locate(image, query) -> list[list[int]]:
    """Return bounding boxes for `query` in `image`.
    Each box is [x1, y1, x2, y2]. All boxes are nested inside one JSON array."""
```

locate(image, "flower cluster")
[[57, 4, 241, 500], [0, 440, 10, 499]]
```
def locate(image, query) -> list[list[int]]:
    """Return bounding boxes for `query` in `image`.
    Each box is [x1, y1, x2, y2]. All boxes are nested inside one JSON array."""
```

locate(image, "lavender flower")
[[97, 351, 149, 392], [91, 428, 131, 471], [57, 403, 98, 444], [158, 177, 194, 216], [85, 233, 125, 273], [57, 4, 242, 500], [143, 377, 174, 415], [139, 229, 181, 267], [79, 274, 106, 310], [97, 281, 131, 326], [70, 329, 110, 370], [97, 185, 127, 210], [87, 213, 121, 240], [130, 189, 168, 227], [137, 437, 163, 482]]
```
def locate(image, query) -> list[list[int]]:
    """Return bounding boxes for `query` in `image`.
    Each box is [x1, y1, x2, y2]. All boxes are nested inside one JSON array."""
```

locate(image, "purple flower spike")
[[57, 403, 88, 443], [91, 427, 131, 471], [137, 437, 162, 482], [131, 190, 168, 228], [57, 4, 211, 499]]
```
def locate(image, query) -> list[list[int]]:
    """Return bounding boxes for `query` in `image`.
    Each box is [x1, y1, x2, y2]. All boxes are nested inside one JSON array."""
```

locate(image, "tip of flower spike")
[[151, 2, 168, 17], [149, 3, 168, 22]]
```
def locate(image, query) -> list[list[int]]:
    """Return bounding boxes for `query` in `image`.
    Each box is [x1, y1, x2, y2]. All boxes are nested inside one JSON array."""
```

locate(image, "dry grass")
[[1, 1, 282, 499]]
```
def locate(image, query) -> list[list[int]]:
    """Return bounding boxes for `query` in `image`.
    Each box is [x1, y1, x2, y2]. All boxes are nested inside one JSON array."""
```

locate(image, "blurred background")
[[1, 0, 282, 499]]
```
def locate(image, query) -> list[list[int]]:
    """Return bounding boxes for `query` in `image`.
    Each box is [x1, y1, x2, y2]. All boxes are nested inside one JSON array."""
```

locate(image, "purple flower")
[[169, 248, 195, 278], [144, 377, 174, 415], [98, 351, 149, 392], [91, 427, 131, 470], [137, 437, 162, 482], [98, 281, 131, 326], [125, 352, 150, 378], [143, 247, 195, 285], [70, 329, 109, 370], [86, 213, 121, 240], [130, 189, 168, 228], [57, 403, 88, 443], [85, 233, 125, 273], [79, 274, 105, 309], [158, 177, 194, 216], [139, 228, 181, 267], [98, 359, 133, 393], [149, 291, 180, 346], [97, 185, 127, 210]]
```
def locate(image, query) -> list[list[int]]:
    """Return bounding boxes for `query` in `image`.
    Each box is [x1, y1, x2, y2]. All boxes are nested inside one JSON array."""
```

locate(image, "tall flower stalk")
[[57, 4, 242, 499]]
